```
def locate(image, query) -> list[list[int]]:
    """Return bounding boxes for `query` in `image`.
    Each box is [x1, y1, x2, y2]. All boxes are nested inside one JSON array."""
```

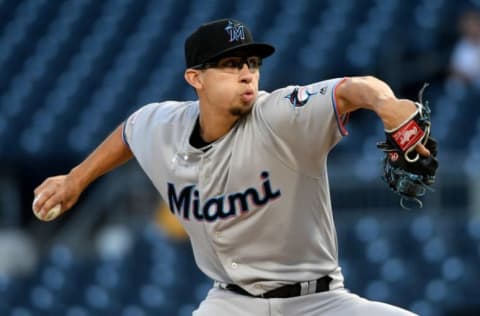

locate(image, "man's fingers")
[[32, 194, 42, 213], [415, 143, 430, 157], [40, 196, 63, 216], [33, 175, 79, 220], [33, 192, 63, 219], [34, 176, 63, 196], [34, 178, 52, 196], [32, 175, 74, 221], [33, 177, 63, 212], [32, 191, 55, 213]]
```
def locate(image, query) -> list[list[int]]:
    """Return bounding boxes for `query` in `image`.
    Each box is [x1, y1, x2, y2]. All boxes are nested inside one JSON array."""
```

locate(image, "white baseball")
[[32, 194, 62, 222]]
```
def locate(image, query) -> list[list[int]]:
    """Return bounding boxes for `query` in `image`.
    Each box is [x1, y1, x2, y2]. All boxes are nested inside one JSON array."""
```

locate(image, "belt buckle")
[[299, 280, 317, 296]]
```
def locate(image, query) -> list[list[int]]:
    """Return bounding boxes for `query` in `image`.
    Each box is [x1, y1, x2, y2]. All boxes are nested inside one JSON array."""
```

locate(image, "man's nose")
[[239, 64, 254, 82]]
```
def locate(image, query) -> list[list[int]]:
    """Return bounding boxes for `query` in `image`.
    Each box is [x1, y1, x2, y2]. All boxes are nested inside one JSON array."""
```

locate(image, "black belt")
[[225, 276, 332, 299]]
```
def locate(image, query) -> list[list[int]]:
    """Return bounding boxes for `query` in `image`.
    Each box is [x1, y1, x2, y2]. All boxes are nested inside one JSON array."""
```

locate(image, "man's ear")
[[184, 69, 203, 90]]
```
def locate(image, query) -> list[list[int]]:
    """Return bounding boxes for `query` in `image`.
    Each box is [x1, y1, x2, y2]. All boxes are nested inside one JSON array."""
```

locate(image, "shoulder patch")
[[284, 87, 317, 108]]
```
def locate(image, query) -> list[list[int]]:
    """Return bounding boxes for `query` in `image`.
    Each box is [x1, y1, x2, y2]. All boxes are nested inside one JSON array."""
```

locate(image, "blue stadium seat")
[[365, 238, 391, 264], [409, 299, 439, 316], [8, 306, 35, 316], [364, 279, 392, 303], [177, 303, 196, 316], [64, 306, 91, 316]]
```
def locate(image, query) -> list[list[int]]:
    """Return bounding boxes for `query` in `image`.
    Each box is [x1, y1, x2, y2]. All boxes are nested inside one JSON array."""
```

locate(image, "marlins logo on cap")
[[225, 20, 246, 42]]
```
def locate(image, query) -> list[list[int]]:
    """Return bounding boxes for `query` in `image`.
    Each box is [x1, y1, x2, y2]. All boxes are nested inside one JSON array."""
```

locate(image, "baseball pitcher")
[[33, 19, 437, 315]]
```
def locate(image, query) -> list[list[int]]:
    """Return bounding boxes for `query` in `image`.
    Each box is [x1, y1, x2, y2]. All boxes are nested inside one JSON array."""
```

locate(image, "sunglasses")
[[192, 56, 262, 73]]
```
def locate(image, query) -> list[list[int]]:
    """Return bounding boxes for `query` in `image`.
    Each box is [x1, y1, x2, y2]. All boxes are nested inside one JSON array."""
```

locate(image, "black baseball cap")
[[185, 19, 275, 68]]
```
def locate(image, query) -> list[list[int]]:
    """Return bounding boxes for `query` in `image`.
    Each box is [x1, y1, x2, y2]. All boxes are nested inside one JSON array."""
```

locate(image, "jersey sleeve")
[[122, 102, 160, 160], [257, 78, 348, 175]]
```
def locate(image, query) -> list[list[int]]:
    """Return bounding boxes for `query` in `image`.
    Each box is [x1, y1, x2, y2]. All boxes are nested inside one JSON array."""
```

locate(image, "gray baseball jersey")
[[123, 78, 348, 296]]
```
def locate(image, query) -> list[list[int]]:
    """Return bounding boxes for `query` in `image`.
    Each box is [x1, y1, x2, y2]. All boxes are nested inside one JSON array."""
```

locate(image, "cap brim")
[[208, 43, 275, 61]]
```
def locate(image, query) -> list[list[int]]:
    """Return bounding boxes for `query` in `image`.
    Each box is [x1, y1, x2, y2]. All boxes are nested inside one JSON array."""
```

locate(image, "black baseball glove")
[[377, 84, 439, 209]]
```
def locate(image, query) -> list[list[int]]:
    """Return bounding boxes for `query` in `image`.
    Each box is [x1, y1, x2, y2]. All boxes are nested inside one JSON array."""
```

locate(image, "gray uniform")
[[123, 78, 416, 315]]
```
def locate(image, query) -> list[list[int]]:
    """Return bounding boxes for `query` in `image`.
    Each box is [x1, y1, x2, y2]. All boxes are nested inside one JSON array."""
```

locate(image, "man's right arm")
[[33, 123, 133, 219]]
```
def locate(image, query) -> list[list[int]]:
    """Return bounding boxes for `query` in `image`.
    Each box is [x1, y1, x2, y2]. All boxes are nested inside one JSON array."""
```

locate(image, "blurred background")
[[1, 0, 480, 315]]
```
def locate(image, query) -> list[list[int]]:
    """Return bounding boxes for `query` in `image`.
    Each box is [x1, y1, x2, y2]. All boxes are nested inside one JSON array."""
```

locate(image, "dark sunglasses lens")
[[246, 57, 261, 68], [233, 57, 261, 69]]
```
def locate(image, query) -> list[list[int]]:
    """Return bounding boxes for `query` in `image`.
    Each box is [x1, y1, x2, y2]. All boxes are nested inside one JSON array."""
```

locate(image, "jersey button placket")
[[199, 156, 210, 183]]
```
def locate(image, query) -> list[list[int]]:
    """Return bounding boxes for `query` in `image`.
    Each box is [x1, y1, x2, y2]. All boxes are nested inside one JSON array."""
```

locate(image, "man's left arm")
[[335, 76, 438, 208], [335, 76, 430, 156]]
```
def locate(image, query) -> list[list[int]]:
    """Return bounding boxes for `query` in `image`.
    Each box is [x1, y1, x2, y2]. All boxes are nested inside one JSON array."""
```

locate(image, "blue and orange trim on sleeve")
[[331, 77, 349, 136]]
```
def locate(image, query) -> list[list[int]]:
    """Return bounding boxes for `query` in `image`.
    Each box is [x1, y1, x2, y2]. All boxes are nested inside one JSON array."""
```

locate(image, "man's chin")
[[230, 104, 253, 117]]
